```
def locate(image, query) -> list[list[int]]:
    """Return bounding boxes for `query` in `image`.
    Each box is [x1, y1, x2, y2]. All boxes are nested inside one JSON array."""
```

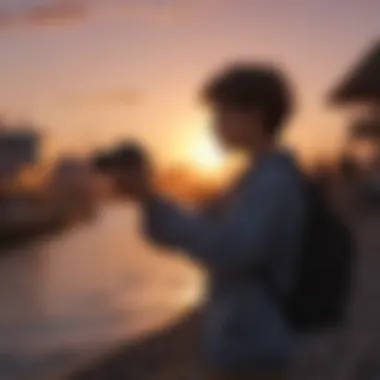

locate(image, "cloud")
[[64, 89, 144, 109], [0, 0, 223, 32], [0, 1, 89, 31], [22, 2, 88, 26]]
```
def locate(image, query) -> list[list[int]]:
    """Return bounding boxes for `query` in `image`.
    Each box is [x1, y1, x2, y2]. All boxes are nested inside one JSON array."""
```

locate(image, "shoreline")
[[67, 308, 203, 380], [0, 216, 68, 251], [0, 207, 96, 251]]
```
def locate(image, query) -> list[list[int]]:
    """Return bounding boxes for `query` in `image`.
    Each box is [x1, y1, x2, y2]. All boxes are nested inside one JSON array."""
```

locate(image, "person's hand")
[[113, 165, 153, 202]]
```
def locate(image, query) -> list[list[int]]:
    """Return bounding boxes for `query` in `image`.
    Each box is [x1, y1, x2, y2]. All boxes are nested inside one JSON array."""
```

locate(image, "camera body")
[[92, 142, 148, 174]]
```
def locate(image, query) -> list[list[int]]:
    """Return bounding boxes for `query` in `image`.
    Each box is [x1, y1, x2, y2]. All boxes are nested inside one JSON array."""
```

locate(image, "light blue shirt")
[[142, 151, 307, 370]]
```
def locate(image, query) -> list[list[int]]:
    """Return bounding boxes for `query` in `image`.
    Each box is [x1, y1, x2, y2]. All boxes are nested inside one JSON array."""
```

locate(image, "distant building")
[[50, 157, 93, 191], [49, 156, 95, 216], [0, 128, 41, 183], [329, 40, 380, 174], [330, 40, 380, 105], [323, 41, 380, 380]]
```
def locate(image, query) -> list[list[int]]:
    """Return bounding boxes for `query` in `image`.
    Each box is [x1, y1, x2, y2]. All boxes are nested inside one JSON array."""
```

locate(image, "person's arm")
[[142, 168, 290, 273]]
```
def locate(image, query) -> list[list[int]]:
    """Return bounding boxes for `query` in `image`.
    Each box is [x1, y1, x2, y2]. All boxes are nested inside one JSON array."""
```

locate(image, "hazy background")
[[0, 1, 380, 379], [0, 0, 379, 167]]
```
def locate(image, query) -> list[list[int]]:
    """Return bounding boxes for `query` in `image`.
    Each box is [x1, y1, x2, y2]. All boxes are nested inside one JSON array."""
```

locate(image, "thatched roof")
[[329, 40, 380, 104]]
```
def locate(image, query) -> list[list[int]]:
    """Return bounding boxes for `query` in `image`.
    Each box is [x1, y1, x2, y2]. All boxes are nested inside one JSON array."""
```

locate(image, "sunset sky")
[[0, 0, 379, 166]]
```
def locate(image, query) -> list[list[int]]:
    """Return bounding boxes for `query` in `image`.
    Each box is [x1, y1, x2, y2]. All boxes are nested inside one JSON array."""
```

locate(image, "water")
[[0, 203, 204, 380]]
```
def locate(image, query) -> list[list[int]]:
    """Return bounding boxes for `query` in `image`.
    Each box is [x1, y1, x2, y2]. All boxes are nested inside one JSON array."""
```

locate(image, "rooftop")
[[329, 39, 380, 104]]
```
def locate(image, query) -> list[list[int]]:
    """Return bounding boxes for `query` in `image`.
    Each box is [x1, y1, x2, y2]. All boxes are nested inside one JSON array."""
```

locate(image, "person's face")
[[211, 105, 262, 151]]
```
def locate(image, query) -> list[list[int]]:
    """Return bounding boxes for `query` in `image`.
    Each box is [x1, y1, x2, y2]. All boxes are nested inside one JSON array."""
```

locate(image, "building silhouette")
[[324, 39, 380, 380], [330, 40, 380, 173], [0, 126, 41, 184]]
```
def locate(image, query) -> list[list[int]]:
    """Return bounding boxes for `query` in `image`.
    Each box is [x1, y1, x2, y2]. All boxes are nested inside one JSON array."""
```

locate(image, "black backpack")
[[284, 176, 356, 333]]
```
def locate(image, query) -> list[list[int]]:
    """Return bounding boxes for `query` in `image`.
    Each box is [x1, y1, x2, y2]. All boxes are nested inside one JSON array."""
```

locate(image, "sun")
[[191, 133, 225, 174], [176, 112, 226, 175]]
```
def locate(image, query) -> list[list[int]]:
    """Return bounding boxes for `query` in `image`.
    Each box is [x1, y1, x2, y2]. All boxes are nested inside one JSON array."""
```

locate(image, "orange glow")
[[175, 113, 226, 177], [190, 132, 225, 174]]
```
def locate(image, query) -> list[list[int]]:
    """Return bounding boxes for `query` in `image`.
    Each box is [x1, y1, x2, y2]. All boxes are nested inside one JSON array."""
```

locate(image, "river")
[[0, 203, 204, 380]]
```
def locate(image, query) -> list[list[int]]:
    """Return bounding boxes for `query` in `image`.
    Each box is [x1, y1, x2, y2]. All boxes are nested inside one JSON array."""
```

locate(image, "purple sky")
[[0, 0, 379, 163]]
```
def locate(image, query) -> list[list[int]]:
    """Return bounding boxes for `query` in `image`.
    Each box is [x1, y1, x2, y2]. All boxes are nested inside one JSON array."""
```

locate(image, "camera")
[[92, 142, 148, 174]]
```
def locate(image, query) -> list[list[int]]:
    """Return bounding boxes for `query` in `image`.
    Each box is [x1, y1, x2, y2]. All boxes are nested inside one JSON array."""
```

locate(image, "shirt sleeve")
[[142, 168, 290, 273]]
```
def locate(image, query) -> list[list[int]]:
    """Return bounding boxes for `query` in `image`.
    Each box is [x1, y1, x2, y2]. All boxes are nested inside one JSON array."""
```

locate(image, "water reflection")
[[0, 203, 204, 379]]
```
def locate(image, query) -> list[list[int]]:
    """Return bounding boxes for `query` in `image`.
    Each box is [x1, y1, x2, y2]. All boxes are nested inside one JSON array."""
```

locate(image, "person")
[[117, 64, 307, 380]]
